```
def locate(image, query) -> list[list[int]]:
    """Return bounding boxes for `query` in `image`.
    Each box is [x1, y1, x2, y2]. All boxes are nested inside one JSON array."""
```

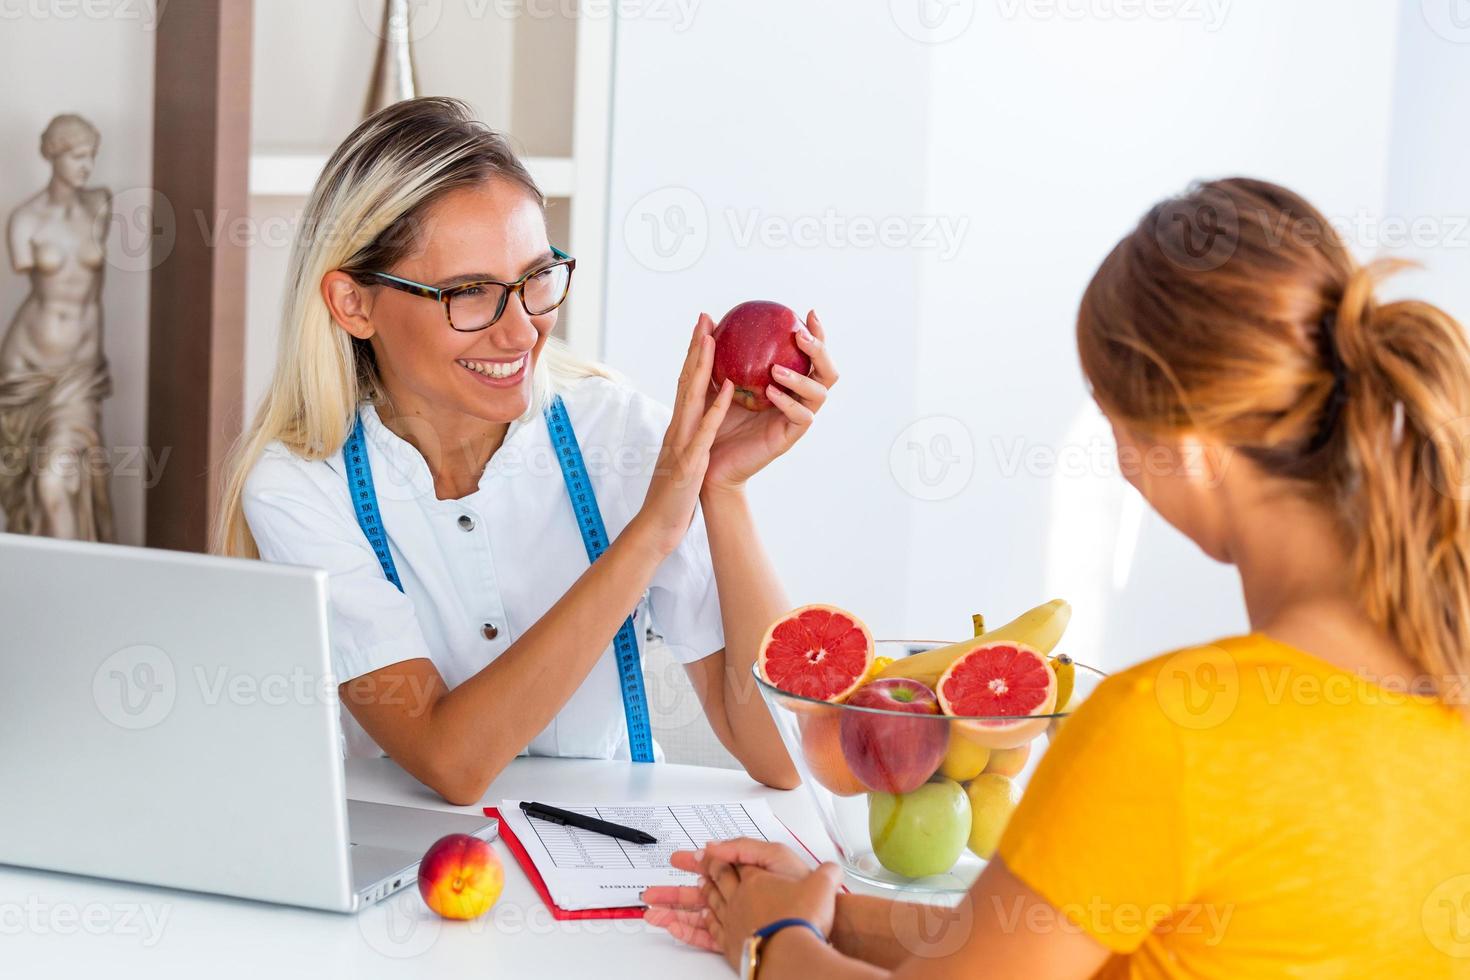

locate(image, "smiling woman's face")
[[357, 177, 556, 425]]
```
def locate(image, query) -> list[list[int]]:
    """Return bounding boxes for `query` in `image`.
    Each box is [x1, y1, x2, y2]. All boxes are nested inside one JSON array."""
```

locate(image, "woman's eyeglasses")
[[351, 246, 576, 332]]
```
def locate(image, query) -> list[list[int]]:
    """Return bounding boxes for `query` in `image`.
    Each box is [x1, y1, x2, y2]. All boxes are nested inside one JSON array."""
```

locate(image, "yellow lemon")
[[965, 773, 1021, 859], [938, 735, 991, 782]]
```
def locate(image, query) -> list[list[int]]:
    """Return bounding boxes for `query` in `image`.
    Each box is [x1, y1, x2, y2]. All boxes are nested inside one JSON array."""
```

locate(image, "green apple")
[[868, 779, 971, 878], [965, 773, 1021, 859]]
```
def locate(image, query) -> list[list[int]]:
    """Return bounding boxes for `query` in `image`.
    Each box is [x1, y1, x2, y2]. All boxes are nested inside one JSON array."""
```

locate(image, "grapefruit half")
[[757, 604, 875, 703], [936, 642, 1057, 749]]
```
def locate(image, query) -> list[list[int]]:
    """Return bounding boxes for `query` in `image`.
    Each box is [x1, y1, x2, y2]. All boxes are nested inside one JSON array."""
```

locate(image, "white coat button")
[[457, 514, 475, 531], [481, 623, 499, 640]]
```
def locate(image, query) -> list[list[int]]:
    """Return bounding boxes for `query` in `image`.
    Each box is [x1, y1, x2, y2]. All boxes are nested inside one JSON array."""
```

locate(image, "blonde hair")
[[1078, 177, 1470, 710], [214, 97, 611, 558]]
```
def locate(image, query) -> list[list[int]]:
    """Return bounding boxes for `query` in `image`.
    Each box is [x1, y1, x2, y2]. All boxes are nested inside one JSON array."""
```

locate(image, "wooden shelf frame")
[[146, 0, 253, 553]]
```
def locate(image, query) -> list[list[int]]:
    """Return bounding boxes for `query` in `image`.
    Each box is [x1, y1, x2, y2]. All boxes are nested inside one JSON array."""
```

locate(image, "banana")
[[877, 599, 1072, 690], [1048, 652, 1076, 712]]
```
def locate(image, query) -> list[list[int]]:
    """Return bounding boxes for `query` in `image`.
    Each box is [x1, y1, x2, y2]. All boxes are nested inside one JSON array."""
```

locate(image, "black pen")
[[520, 801, 658, 845]]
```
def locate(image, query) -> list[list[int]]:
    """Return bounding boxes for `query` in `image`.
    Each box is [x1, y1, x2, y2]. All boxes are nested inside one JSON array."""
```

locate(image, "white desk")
[[1, 758, 834, 978]]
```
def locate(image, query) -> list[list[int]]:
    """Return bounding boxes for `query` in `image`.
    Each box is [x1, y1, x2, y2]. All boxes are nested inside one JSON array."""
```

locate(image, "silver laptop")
[[0, 532, 496, 913]]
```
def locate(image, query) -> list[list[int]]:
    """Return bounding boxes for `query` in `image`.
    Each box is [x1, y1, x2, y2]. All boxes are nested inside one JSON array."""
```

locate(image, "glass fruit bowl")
[[755, 641, 1106, 893]]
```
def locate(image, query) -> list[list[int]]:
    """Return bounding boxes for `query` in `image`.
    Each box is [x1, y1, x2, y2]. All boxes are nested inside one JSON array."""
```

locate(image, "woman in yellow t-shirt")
[[643, 178, 1470, 978]]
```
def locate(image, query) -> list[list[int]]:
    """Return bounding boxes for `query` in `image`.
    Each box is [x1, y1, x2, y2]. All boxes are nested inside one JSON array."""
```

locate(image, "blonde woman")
[[645, 179, 1470, 977], [216, 98, 836, 802]]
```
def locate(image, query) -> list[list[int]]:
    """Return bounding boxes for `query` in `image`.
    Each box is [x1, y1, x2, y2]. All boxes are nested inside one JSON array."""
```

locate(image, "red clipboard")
[[483, 805, 831, 921], [483, 806, 641, 920]]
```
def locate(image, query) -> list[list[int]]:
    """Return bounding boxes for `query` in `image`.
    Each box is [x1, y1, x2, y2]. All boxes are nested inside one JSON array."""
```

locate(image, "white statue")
[[0, 113, 114, 541]]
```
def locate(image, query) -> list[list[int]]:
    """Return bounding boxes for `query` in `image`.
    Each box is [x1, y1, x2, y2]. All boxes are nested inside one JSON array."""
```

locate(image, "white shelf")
[[244, 2, 611, 365], [249, 152, 577, 199]]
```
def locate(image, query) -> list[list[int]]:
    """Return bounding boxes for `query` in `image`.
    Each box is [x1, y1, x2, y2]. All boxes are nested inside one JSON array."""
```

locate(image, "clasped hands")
[[641, 837, 843, 971]]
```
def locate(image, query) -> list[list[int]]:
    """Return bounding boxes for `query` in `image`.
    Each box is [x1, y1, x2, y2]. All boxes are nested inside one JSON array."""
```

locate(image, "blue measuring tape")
[[343, 413, 403, 591], [342, 396, 655, 763]]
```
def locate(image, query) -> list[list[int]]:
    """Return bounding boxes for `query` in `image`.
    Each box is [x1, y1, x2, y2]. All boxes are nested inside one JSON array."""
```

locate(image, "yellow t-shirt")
[[998, 633, 1470, 978]]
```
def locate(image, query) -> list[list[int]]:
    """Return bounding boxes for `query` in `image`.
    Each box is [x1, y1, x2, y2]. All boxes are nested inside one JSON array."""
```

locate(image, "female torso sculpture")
[[0, 113, 114, 540]]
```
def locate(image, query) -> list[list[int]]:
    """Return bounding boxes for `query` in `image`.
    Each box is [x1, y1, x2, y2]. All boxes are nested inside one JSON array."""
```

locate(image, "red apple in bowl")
[[417, 833, 503, 920], [839, 679, 950, 794], [711, 301, 812, 411]]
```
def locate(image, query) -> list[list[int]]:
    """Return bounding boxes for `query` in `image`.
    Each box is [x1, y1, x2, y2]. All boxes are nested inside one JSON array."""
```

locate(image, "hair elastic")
[[1305, 309, 1349, 455]]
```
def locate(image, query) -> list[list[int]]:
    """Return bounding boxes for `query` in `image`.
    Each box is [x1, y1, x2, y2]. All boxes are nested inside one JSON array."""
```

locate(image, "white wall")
[[606, 0, 1432, 672], [605, 2, 933, 627], [1381, 0, 1470, 318], [0, 10, 155, 545], [909, 0, 1402, 671]]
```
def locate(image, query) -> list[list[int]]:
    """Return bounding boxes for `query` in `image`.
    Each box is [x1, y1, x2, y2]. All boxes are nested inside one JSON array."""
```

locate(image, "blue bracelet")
[[753, 917, 826, 943]]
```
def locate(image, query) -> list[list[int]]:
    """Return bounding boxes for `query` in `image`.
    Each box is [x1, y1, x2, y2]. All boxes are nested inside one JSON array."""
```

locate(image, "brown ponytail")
[[1333, 264, 1470, 704], [1078, 178, 1470, 707]]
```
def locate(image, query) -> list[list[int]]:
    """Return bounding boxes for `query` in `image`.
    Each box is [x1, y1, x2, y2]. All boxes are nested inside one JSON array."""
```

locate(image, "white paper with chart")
[[497, 799, 816, 911]]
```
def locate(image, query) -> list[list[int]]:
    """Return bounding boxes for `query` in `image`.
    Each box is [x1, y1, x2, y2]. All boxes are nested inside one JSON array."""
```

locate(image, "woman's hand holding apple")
[[702, 308, 838, 497]]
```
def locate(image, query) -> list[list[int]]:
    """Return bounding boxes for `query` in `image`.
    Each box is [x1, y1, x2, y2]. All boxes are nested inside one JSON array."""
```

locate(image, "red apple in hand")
[[839, 679, 949, 794], [418, 833, 503, 920], [711, 301, 812, 411]]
